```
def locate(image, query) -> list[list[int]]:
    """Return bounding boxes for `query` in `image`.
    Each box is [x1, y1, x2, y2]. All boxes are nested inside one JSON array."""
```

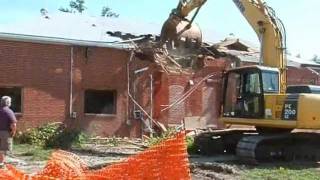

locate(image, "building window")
[[0, 87, 22, 113], [84, 90, 116, 115]]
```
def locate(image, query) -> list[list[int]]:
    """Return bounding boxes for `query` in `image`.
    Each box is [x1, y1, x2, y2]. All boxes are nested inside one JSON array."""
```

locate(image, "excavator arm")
[[174, 0, 207, 18], [161, 0, 287, 93], [160, 0, 207, 47]]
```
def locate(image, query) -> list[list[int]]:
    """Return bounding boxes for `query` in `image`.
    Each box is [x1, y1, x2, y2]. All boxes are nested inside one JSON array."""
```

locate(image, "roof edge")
[[0, 32, 134, 49]]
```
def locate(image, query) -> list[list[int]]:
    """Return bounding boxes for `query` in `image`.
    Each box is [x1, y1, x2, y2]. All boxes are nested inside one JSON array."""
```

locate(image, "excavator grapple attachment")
[[160, 15, 202, 50]]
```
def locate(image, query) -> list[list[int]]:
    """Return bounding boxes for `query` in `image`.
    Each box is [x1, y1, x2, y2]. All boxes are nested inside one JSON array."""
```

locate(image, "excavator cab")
[[223, 66, 279, 119]]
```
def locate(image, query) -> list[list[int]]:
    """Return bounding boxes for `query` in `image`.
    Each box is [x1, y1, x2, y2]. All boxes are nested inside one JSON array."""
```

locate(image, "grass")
[[241, 165, 320, 180], [13, 144, 53, 161]]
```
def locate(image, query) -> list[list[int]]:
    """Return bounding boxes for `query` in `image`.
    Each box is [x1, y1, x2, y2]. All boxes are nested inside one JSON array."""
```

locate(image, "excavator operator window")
[[244, 73, 261, 94], [262, 71, 279, 93], [223, 72, 241, 117], [241, 72, 263, 117], [223, 70, 264, 119]]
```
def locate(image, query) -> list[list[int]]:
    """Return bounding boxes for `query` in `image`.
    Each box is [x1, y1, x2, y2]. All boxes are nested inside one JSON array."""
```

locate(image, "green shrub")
[[14, 123, 62, 146], [146, 130, 198, 154], [45, 129, 89, 149], [105, 137, 120, 147], [185, 136, 197, 154], [146, 128, 176, 147], [14, 123, 89, 149]]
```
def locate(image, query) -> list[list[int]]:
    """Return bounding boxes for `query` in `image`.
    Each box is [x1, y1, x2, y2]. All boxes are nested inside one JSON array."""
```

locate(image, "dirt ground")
[[7, 142, 143, 174], [6, 142, 320, 179]]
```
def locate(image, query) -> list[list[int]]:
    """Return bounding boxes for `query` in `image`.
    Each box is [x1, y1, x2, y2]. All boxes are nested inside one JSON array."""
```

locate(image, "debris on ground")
[[8, 139, 320, 179], [4, 132, 190, 179]]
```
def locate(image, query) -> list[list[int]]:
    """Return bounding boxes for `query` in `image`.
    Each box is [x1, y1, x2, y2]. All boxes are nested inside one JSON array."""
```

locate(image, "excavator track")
[[237, 133, 320, 163], [195, 130, 320, 163], [236, 134, 289, 163], [194, 129, 256, 155]]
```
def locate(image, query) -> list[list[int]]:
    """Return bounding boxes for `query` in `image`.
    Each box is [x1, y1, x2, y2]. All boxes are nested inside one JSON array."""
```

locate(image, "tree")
[[101, 6, 119, 18], [312, 55, 320, 63], [40, 8, 48, 16], [57, 0, 119, 18], [59, 0, 86, 13], [59, 7, 73, 13]]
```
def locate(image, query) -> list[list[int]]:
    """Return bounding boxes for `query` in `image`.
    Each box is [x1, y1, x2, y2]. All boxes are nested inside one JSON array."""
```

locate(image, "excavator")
[[160, 0, 320, 162]]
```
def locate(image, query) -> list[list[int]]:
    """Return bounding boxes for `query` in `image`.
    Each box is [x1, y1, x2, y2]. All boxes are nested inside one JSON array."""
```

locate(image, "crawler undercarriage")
[[194, 129, 320, 163]]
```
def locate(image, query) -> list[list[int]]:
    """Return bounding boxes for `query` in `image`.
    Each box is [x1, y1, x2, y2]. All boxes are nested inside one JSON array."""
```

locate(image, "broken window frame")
[[0, 87, 22, 114], [84, 89, 117, 115]]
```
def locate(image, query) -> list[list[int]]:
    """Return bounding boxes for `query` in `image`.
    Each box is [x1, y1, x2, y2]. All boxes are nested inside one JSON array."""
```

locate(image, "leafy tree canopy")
[[59, 0, 86, 13], [58, 0, 119, 18], [101, 6, 119, 18]]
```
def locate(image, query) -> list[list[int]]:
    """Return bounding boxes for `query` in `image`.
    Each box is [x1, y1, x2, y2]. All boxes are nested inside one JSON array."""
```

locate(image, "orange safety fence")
[[0, 131, 191, 180]]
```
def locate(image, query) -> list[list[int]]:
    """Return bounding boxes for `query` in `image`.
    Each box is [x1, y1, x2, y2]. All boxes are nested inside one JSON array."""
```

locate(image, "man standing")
[[0, 96, 17, 167]]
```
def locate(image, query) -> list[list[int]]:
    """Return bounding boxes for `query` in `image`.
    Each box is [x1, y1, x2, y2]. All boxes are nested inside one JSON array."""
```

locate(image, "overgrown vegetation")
[[186, 136, 198, 154], [14, 123, 89, 149], [146, 128, 177, 147], [13, 144, 53, 161], [87, 136, 121, 147], [241, 166, 320, 180], [146, 129, 197, 154]]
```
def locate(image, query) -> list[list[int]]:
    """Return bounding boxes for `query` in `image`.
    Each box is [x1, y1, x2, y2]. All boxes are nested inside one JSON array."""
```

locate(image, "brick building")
[[0, 37, 143, 136], [0, 14, 162, 137], [0, 14, 319, 137]]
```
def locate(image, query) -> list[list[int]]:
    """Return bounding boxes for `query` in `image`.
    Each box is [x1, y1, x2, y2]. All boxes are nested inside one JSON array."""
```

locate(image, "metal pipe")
[[259, 34, 263, 65], [126, 51, 135, 126], [150, 74, 153, 136], [69, 46, 74, 118], [258, 28, 265, 65], [133, 81, 137, 111]]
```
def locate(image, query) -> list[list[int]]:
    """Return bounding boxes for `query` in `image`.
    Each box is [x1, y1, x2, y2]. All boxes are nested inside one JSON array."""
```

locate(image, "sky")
[[0, 0, 319, 59]]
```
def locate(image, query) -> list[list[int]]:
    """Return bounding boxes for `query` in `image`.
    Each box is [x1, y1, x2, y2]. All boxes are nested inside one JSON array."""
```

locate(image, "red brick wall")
[[0, 40, 70, 130], [153, 71, 169, 125], [71, 46, 135, 137], [167, 75, 190, 125], [127, 59, 157, 136], [0, 40, 142, 137], [242, 61, 320, 85], [154, 57, 228, 128], [194, 58, 227, 128], [197, 67, 224, 128], [287, 67, 320, 85]]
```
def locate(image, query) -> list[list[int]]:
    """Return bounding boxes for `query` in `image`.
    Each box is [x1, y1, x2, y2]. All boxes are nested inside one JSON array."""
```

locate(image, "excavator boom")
[[233, 0, 286, 93]]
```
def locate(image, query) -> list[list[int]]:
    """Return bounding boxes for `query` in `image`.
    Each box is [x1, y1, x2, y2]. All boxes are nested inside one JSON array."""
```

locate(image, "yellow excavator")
[[160, 0, 320, 162]]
